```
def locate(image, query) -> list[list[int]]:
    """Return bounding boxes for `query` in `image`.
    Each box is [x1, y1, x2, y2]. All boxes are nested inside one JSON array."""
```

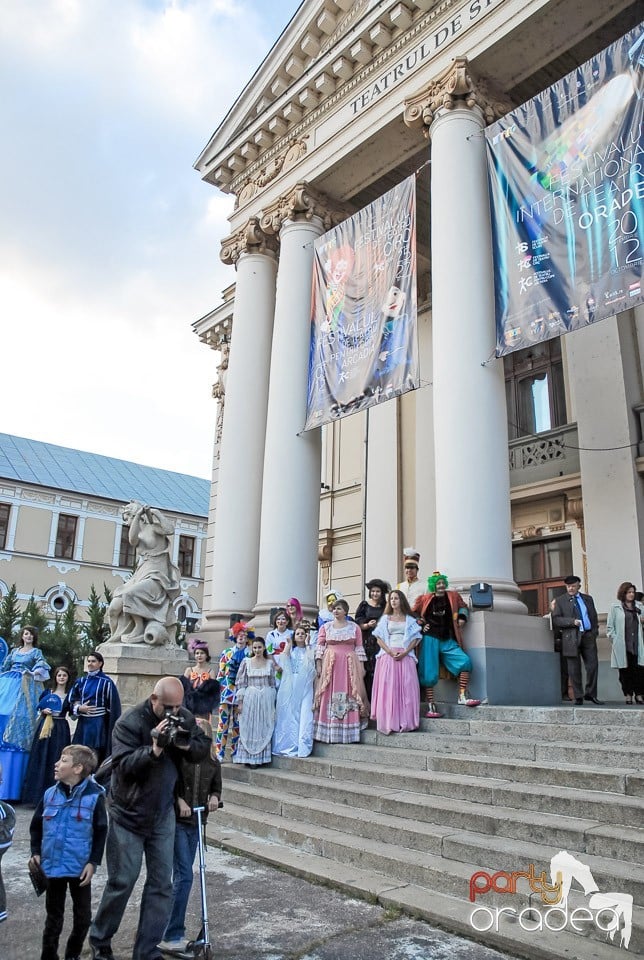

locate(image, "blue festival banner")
[[304, 176, 418, 430], [486, 24, 644, 356]]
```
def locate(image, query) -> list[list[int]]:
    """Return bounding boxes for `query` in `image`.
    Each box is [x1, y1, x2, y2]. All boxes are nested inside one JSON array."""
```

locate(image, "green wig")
[[427, 571, 449, 592]]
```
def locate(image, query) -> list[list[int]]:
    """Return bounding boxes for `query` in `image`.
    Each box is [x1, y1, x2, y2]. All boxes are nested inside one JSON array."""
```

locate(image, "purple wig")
[[286, 597, 303, 621]]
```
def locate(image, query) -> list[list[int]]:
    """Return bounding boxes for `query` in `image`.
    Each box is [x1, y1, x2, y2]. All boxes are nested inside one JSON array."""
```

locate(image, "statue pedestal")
[[97, 642, 189, 709]]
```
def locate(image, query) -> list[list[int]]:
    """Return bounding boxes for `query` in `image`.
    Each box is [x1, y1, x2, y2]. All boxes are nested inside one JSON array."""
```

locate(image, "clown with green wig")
[[412, 571, 481, 718]]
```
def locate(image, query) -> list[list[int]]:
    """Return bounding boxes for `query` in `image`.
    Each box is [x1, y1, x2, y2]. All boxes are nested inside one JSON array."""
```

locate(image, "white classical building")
[[193, 0, 644, 703]]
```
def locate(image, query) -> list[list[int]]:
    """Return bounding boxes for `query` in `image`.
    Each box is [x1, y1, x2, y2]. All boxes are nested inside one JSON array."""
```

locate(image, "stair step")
[[410, 715, 644, 746], [352, 729, 644, 767], [259, 756, 644, 825], [207, 814, 644, 956], [221, 775, 644, 866]]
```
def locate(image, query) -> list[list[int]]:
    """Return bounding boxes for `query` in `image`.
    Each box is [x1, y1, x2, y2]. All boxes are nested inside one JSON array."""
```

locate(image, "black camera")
[[157, 709, 191, 748]]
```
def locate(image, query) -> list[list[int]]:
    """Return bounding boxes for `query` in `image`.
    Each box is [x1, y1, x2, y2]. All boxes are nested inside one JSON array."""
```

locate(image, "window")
[[0, 504, 9, 550], [178, 535, 195, 578], [513, 535, 572, 616], [119, 525, 136, 569], [54, 514, 77, 560], [505, 340, 566, 439]]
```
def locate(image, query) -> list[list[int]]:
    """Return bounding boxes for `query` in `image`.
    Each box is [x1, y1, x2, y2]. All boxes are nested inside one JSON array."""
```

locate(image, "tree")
[[0, 584, 21, 645], [20, 594, 49, 639], [83, 584, 110, 648]]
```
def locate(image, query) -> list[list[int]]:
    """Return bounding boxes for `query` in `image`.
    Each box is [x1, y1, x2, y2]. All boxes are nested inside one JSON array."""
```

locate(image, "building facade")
[[0, 433, 209, 634], [194, 0, 644, 702]]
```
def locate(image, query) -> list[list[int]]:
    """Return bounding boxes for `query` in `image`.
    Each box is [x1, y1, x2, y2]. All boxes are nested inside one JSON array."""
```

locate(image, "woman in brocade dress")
[[273, 621, 316, 758], [314, 600, 369, 744], [371, 590, 421, 734], [21, 665, 72, 804], [0, 626, 51, 799], [233, 638, 276, 767]]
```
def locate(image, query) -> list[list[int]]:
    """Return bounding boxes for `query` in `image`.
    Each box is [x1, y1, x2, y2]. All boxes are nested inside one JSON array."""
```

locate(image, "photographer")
[[89, 677, 210, 960]]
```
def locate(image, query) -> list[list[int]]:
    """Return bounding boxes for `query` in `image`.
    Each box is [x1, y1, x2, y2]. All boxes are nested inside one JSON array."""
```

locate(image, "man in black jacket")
[[552, 575, 603, 705], [89, 676, 210, 960]]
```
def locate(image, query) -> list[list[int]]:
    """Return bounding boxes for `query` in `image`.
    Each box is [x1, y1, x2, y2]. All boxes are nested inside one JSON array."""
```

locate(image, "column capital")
[[220, 217, 279, 266], [259, 182, 353, 236], [403, 58, 513, 137]]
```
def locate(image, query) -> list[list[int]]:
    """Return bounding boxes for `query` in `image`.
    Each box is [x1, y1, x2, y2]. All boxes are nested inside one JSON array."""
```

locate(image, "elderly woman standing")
[[607, 582, 644, 705], [314, 599, 369, 744]]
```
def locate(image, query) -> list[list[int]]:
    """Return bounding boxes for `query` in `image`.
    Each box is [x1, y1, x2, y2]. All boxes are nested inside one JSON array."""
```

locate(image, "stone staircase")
[[206, 705, 644, 960]]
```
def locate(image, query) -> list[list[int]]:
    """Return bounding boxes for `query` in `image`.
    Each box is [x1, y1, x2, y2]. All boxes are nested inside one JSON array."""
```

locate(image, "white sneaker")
[[158, 939, 189, 953]]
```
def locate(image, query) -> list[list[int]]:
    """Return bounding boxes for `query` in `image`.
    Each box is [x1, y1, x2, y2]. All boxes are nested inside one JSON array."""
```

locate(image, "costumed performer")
[[214, 622, 252, 762], [181, 639, 219, 719], [22, 665, 72, 805], [313, 599, 369, 744], [0, 625, 50, 799], [413, 572, 480, 718], [67, 651, 121, 763], [354, 578, 389, 700], [233, 637, 276, 767], [272, 620, 316, 758], [371, 590, 421, 734]]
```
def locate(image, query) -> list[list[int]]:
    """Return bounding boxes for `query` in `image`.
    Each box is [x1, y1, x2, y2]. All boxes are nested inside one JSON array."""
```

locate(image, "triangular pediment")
[[195, 0, 449, 193]]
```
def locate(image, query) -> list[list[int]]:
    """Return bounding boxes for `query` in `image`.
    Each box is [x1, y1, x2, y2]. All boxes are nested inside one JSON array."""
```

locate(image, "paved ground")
[[1, 806, 518, 960]]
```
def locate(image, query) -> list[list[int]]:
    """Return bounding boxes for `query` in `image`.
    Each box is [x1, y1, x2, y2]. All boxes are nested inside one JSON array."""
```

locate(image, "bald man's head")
[[150, 676, 184, 718]]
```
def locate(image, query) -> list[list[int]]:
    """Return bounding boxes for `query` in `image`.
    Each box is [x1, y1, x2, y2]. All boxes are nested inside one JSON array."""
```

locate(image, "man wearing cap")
[[397, 548, 424, 608], [552, 576, 602, 705]]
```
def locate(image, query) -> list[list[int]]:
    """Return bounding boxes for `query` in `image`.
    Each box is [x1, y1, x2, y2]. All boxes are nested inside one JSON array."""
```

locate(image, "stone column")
[[254, 185, 349, 627], [202, 219, 278, 643], [404, 61, 557, 705]]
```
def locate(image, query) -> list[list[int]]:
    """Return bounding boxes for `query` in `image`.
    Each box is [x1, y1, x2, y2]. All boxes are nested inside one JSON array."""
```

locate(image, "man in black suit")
[[552, 575, 603, 705]]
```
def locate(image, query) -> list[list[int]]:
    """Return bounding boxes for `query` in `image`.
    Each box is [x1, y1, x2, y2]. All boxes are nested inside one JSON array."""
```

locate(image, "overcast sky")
[[0, 0, 301, 479]]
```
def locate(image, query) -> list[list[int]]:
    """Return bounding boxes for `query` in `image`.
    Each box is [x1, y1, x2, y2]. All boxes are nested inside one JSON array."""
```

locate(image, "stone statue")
[[107, 501, 181, 646], [212, 341, 229, 451]]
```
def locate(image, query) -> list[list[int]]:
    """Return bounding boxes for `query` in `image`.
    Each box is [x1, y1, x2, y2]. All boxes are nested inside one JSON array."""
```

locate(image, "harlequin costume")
[[412, 572, 480, 717], [214, 624, 252, 761]]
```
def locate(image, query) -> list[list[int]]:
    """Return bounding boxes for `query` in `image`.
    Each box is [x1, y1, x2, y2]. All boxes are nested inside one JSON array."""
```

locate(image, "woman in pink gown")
[[313, 599, 369, 743], [371, 589, 421, 734]]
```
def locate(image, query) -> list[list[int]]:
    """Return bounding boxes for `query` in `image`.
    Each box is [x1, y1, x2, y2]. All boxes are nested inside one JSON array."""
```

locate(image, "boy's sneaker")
[[158, 939, 190, 953]]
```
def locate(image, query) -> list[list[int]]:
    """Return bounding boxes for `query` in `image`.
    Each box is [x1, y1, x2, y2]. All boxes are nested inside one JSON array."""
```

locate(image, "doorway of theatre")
[[513, 535, 572, 616]]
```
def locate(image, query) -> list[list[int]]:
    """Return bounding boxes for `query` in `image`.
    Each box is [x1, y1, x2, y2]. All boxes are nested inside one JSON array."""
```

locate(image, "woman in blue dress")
[[21, 665, 72, 804], [0, 626, 51, 799]]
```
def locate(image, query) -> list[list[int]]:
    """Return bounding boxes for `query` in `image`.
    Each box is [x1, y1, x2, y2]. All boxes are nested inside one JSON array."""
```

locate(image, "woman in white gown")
[[273, 622, 316, 758], [233, 637, 276, 767]]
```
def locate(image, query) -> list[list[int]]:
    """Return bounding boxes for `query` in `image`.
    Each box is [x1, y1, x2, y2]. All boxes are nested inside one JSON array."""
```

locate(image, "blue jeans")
[[164, 822, 199, 942], [90, 810, 175, 960]]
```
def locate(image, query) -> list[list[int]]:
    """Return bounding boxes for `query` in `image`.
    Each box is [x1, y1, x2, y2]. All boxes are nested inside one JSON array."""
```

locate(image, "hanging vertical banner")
[[304, 176, 418, 430], [486, 24, 644, 357]]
